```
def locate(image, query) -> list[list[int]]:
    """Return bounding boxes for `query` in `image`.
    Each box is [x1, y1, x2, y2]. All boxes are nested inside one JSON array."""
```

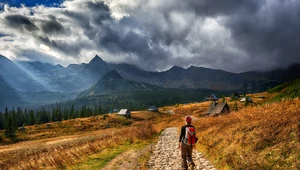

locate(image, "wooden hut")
[[117, 109, 131, 118], [240, 97, 253, 102], [205, 94, 219, 101], [204, 102, 230, 116], [148, 105, 158, 112]]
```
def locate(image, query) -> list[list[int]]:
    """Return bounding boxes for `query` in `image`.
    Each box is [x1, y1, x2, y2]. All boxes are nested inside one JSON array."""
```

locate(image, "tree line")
[[0, 103, 143, 138]]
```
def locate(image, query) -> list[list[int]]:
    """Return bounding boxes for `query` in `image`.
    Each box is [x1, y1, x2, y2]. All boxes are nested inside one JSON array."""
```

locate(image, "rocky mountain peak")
[[169, 65, 184, 71], [89, 55, 106, 65]]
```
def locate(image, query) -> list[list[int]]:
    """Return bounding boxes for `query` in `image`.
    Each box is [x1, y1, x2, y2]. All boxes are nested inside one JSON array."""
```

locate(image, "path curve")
[[148, 127, 217, 170]]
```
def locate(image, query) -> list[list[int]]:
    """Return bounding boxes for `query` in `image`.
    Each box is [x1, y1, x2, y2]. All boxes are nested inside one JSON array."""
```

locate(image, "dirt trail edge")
[[148, 127, 218, 170]]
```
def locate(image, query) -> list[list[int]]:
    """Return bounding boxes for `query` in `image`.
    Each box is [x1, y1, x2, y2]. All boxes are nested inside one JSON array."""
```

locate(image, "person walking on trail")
[[178, 115, 197, 170]]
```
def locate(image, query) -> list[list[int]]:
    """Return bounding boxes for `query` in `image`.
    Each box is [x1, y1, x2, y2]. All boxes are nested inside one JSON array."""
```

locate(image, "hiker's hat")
[[185, 116, 192, 124]]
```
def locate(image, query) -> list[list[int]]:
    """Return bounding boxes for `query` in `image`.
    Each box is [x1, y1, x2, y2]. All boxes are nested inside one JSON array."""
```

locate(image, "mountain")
[[75, 70, 223, 108], [0, 55, 47, 92], [16, 60, 87, 92], [109, 63, 160, 84], [14, 55, 300, 94], [238, 63, 300, 93], [158, 66, 245, 90], [110, 64, 248, 90], [1, 54, 300, 110], [111, 63, 300, 92], [75, 55, 109, 90], [78, 70, 164, 97]]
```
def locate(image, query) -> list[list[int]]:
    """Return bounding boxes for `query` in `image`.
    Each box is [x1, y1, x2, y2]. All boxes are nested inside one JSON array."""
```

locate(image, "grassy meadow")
[[0, 90, 299, 169]]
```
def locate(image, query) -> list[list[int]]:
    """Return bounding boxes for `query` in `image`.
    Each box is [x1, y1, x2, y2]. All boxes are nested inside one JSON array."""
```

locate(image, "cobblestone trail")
[[148, 127, 217, 170]]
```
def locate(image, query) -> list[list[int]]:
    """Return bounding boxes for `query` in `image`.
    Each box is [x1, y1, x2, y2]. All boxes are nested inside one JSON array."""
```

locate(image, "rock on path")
[[148, 127, 217, 170]]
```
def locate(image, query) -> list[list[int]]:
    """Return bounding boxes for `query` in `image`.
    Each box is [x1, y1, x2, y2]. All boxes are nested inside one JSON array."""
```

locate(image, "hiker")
[[178, 115, 196, 169]]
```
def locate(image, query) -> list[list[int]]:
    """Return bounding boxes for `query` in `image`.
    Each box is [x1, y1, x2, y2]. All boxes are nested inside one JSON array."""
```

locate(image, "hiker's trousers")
[[181, 142, 193, 169]]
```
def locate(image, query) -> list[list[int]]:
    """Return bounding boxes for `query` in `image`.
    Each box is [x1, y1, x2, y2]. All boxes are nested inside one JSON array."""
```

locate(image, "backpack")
[[184, 126, 196, 145]]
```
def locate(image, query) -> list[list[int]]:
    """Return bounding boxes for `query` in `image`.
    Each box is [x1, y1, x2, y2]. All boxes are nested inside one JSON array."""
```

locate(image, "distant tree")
[[24, 109, 29, 125], [234, 101, 238, 111], [0, 111, 4, 130], [4, 112, 17, 138], [36, 110, 41, 124], [70, 104, 75, 119], [57, 106, 62, 122], [75, 110, 79, 118], [41, 108, 50, 124], [222, 96, 226, 102], [244, 98, 249, 107], [16, 107, 24, 127], [11, 107, 17, 128], [4, 107, 8, 128], [63, 109, 69, 120], [28, 110, 35, 125], [52, 108, 57, 122]]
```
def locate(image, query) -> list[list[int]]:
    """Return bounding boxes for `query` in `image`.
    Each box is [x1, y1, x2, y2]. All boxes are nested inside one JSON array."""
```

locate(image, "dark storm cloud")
[[119, 31, 171, 69], [150, 0, 300, 71], [1, 0, 300, 72], [36, 35, 90, 56], [4, 14, 38, 32], [187, 0, 263, 16], [61, 1, 112, 40], [61, 0, 172, 67], [223, 1, 300, 70], [40, 15, 66, 35], [15, 49, 57, 63]]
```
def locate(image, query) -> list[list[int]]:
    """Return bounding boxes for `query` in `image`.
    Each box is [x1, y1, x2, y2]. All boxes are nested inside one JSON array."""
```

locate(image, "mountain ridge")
[[1, 54, 300, 110]]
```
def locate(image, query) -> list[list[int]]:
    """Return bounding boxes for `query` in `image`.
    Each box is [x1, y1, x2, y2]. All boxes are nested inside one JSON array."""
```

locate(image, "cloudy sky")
[[0, 0, 300, 73]]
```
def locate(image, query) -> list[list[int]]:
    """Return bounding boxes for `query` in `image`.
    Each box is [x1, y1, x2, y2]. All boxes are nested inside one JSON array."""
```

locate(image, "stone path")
[[148, 127, 217, 170]]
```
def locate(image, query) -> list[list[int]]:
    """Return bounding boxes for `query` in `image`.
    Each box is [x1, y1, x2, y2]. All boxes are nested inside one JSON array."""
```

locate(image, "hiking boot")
[[188, 161, 195, 168]]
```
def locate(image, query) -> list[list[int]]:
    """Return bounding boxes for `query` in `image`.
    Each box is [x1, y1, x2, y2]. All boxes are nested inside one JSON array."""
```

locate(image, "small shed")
[[148, 105, 158, 112], [240, 97, 253, 102], [117, 109, 131, 118], [206, 94, 219, 101], [204, 102, 230, 116]]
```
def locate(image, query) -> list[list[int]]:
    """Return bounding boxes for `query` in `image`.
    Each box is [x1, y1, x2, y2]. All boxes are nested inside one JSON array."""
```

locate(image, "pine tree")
[[16, 107, 24, 127], [97, 104, 102, 115], [234, 101, 238, 111], [4, 111, 17, 138], [24, 109, 29, 125], [29, 110, 35, 125], [11, 107, 17, 128], [63, 109, 69, 120], [57, 106, 62, 122], [0, 111, 4, 130], [70, 104, 75, 119], [52, 108, 57, 122], [244, 98, 249, 107]]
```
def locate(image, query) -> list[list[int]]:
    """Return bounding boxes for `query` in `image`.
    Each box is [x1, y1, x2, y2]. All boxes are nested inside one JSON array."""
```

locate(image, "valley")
[[1, 86, 299, 169]]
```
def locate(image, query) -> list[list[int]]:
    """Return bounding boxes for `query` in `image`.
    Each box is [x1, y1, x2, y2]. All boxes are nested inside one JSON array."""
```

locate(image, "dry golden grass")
[[194, 98, 300, 170], [0, 113, 165, 169]]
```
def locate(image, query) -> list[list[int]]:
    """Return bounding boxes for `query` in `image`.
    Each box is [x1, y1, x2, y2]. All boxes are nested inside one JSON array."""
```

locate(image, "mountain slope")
[[268, 78, 300, 101], [16, 60, 87, 92], [0, 55, 47, 92], [0, 75, 24, 109], [79, 70, 164, 97]]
